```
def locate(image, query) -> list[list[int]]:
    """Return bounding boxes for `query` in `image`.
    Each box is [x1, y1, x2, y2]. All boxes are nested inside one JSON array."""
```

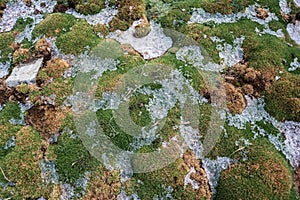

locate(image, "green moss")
[[265, 75, 300, 121], [29, 77, 74, 106], [0, 32, 14, 63], [0, 124, 21, 158], [72, 0, 106, 15], [0, 102, 21, 125], [56, 20, 101, 55], [32, 13, 77, 39], [54, 132, 100, 185], [0, 127, 51, 199], [12, 17, 34, 33]]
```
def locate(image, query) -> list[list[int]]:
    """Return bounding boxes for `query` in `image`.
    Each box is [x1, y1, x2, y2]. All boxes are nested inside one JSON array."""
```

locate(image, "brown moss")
[[26, 104, 68, 137], [12, 48, 31, 64], [256, 8, 269, 19], [224, 82, 247, 114], [45, 58, 70, 79]]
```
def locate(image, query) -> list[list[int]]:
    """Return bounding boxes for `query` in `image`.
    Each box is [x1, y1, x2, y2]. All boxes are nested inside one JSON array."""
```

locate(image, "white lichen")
[[288, 57, 300, 71]]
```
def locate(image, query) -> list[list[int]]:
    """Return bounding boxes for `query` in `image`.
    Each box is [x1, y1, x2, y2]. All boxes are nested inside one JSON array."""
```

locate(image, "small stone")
[[5, 58, 43, 87]]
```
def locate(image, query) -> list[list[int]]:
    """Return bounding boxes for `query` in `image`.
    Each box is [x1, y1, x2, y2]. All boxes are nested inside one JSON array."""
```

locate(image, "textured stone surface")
[[5, 58, 43, 87]]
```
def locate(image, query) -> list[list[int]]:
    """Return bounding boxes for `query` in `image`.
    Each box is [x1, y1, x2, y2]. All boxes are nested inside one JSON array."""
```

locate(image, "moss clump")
[[0, 124, 21, 158], [32, 13, 77, 39], [56, 20, 101, 55], [54, 132, 100, 185], [0, 32, 14, 63], [12, 17, 34, 33], [0, 127, 51, 199], [83, 166, 121, 199], [12, 47, 31, 64], [16, 83, 30, 94], [0, 102, 21, 125], [68, 0, 106, 15], [108, 0, 146, 31], [215, 146, 292, 199], [265, 75, 300, 121]]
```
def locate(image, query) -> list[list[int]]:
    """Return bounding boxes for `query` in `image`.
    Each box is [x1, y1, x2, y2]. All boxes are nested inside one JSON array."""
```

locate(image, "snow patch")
[[288, 57, 300, 71], [287, 21, 300, 45]]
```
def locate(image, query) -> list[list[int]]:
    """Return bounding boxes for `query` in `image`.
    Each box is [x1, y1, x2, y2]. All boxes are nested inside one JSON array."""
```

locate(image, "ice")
[[39, 160, 59, 184], [288, 57, 300, 71], [4, 136, 15, 150], [294, 0, 300, 7], [279, 0, 291, 14], [0, 0, 57, 33], [217, 36, 245, 67], [202, 157, 235, 194], [65, 7, 117, 26], [0, 61, 10, 78], [287, 21, 300, 45], [109, 21, 173, 60], [281, 121, 300, 168]]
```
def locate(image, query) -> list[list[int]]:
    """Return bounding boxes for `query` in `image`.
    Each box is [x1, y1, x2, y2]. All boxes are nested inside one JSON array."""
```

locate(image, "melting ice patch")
[[176, 45, 224, 72], [217, 36, 245, 67], [66, 7, 117, 26], [287, 21, 300, 45], [280, 121, 300, 168], [109, 20, 173, 60], [184, 167, 199, 190], [202, 157, 235, 194], [288, 57, 300, 71], [0, 0, 57, 33], [0, 61, 10, 78], [279, 0, 291, 14], [189, 4, 284, 38]]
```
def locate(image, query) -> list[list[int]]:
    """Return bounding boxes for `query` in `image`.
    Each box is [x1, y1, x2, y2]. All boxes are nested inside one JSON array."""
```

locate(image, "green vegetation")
[[55, 132, 100, 185], [0, 127, 50, 199], [0, 32, 14, 63], [12, 17, 34, 33], [56, 20, 101, 55], [67, 0, 106, 15], [32, 13, 77, 39], [265, 74, 300, 121], [0, 102, 21, 125]]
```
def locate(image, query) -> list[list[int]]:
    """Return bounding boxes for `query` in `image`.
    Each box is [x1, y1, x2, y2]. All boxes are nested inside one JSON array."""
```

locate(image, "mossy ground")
[[0, 0, 300, 199]]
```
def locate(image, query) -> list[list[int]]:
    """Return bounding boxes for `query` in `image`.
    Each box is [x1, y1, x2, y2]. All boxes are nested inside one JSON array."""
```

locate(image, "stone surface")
[[5, 58, 43, 87]]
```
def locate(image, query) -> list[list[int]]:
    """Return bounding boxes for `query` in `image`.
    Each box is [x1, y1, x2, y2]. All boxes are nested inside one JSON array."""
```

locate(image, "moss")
[[0, 126, 51, 199], [0, 32, 14, 63], [0, 102, 21, 125], [56, 20, 101, 55], [32, 13, 77, 39], [215, 145, 293, 200], [54, 132, 100, 185], [0, 124, 21, 158], [265, 74, 300, 121], [12, 48, 31, 65], [12, 17, 34, 33], [16, 83, 30, 94]]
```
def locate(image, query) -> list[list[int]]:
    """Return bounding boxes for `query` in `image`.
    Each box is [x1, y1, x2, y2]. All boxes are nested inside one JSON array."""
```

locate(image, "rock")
[[133, 14, 151, 38], [256, 8, 269, 20], [5, 58, 43, 87]]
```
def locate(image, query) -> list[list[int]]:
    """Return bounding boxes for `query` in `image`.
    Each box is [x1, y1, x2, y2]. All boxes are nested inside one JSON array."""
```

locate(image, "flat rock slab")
[[5, 58, 43, 87]]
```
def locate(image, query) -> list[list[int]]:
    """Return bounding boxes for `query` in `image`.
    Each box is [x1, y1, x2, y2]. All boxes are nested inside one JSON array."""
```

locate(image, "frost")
[[288, 57, 300, 71], [184, 167, 199, 190], [4, 136, 15, 150], [202, 157, 235, 194], [189, 4, 283, 38], [281, 121, 300, 168], [176, 45, 224, 72], [279, 0, 291, 14], [217, 36, 245, 67], [0, 61, 10, 78], [287, 21, 300, 45], [65, 7, 117, 26], [0, 0, 57, 33], [109, 21, 173, 60], [39, 160, 59, 184]]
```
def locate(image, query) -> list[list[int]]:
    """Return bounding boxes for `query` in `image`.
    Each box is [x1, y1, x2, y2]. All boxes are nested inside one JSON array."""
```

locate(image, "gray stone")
[[5, 58, 43, 87]]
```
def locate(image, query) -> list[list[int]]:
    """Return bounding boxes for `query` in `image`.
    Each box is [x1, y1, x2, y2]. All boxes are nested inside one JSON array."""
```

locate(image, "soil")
[[294, 167, 300, 194]]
